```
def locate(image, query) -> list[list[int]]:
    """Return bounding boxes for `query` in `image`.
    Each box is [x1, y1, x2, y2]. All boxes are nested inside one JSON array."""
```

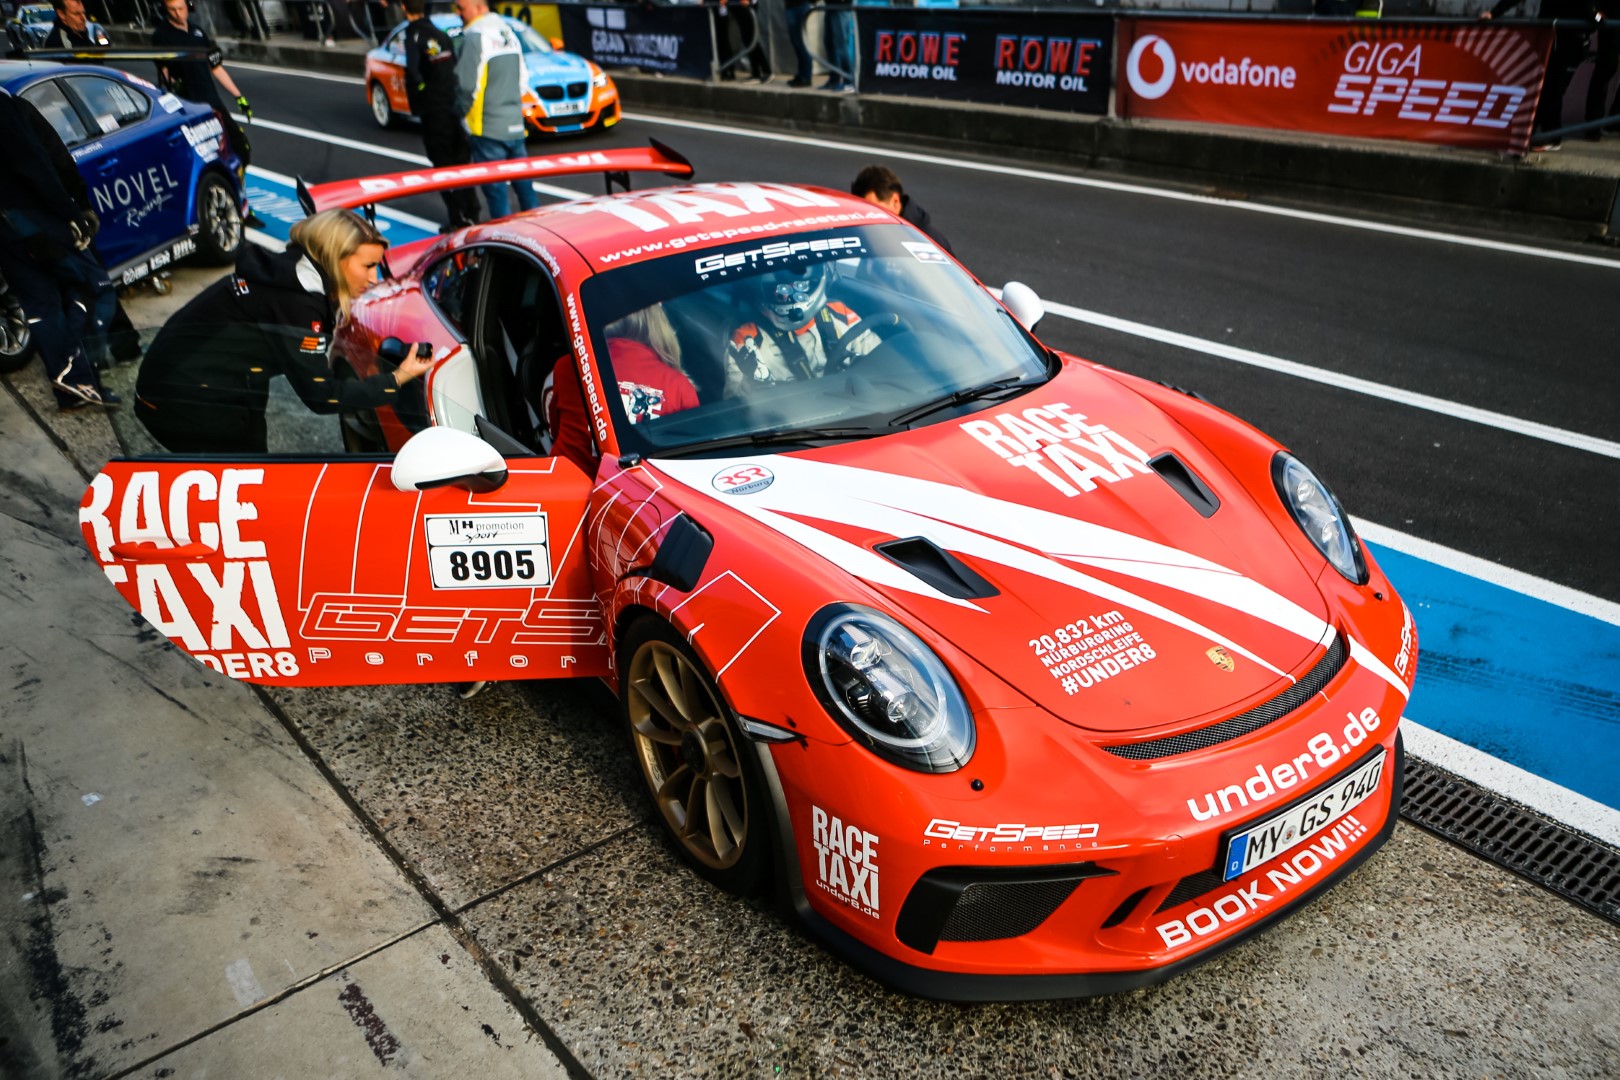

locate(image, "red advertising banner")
[[1117, 19, 1554, 154]]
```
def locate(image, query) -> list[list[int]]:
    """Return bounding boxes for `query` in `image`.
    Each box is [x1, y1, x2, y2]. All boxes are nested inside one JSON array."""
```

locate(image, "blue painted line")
[[243, 169, 438, 247], [1369, 543, 1620, 813]]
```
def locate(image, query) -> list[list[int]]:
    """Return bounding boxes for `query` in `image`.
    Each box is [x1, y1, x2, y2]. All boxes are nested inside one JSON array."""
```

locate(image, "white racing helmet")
[[759, 263, 829, 331]]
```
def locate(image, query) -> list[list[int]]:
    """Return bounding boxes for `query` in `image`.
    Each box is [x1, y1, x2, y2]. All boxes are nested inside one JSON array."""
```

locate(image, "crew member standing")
[[402, 0, 480, 228], [151, 0, 252, 173], [40, 0, 108, 50], [453, 0, 539, 220]]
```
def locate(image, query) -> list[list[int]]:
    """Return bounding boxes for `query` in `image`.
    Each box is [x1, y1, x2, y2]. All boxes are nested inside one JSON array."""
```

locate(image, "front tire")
[[0, 289, 33, 374], [369, 82, 397, 129], [620, 617, 772, 897], [194, 172, 243, 266]]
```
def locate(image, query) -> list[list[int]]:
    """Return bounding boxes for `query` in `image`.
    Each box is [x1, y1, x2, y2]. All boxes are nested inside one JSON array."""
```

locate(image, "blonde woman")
[[135, 209, 434, 453]]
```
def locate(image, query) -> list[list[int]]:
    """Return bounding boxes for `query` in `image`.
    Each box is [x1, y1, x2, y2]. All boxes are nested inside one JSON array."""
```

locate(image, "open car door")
[[77, 430, 610, 687]]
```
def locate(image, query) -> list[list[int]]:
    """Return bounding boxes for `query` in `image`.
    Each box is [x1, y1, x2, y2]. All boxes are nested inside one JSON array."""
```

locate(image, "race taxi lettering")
[[1186, 707, 1383, 823], [1029, 609, 1157, 694], [923, 818, 1099, 853], [812, 805, 880, 918], [1327, 42, 1527, 129], [562, 182, 842, 235], [79, 469, 298, 676], [1155, 813, 1369, 949], [872, 29, 964, 81], [960, 403, 1151, 498]]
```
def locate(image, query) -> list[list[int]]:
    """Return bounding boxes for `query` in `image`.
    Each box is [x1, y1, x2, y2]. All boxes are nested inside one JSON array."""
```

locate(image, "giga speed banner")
[[1117, 18, 1553, 154]]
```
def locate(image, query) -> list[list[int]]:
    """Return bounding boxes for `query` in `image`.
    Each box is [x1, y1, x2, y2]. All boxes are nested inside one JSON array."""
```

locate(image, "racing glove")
[[70, 209, 99, 250], [235, 95, 252, 121]]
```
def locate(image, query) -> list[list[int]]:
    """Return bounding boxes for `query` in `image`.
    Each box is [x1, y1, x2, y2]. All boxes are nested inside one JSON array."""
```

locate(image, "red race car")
[[81, 146, 1416, 1000]]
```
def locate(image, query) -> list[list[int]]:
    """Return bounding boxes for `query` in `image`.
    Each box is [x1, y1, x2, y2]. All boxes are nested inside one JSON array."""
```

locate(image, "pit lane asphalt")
[[3, 63, 1619, 1078]]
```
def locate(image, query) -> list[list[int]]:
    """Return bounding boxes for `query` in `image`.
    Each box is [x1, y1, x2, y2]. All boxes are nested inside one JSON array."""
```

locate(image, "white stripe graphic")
[[655, 454, 1409, 696]]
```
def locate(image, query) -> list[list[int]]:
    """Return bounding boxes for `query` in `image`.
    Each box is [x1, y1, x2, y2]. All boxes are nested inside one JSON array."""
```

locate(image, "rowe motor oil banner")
[[856, 8, 1113, 115], [1117, 18, 1553, 154]]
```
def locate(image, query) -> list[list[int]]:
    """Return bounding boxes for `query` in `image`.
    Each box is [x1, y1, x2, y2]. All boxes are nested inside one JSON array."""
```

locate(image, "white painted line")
[[224, 957, 266, 1007], [1404, 718, 1620, 850], [232, 65, 1620, 270], [1043, 298, 1620, 460], [233, 116, 590, 201], [628, 112, 1620, 271], [1355, 518, 1620, 627], [232, 59, 365, 85]]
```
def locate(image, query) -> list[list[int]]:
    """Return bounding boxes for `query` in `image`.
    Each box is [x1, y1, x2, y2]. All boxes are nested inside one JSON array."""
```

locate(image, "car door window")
[[19, 79, 94, 146], [473, 249, 569, 452], [66, 75, 150, 135], [423, 248, 486, 338]]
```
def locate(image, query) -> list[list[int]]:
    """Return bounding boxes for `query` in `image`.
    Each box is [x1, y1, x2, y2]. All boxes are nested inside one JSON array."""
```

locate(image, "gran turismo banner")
[[854, 8, 1112, 115], [557, 2, 714, 81], [1116, 18, 1553, 154]]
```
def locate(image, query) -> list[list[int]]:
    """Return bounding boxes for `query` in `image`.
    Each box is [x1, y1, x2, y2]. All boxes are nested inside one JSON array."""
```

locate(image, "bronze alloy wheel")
[[622, 619, 769, 895]]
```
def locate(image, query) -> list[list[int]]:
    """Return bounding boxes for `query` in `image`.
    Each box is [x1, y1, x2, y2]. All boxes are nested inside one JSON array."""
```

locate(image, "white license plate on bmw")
[[1221, 749, 1385, 880], [549, 99, 586, 116]]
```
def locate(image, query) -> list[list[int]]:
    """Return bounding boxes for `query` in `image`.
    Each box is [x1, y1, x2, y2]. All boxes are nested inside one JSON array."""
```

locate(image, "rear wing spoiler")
[[295, 140, 694, 216], [7, 45, 214, 63]]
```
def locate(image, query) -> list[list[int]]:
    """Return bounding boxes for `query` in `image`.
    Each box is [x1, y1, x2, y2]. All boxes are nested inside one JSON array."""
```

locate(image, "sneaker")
[[788, 77, 811, 88], [839, 84, 856, 94], [1531, 139, 1562, 152], [457, 680, 489, 700], [54, 381, 121, 408]]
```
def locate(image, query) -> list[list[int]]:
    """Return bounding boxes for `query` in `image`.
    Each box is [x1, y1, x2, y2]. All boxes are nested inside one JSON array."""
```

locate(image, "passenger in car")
[[545, 304, 699, 471], [134, 208, 434, 453], [721, 262, 879, 398]]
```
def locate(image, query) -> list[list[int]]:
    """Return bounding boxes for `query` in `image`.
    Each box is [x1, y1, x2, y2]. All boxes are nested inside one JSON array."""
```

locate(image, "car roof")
[[464, 182, 894, 268]]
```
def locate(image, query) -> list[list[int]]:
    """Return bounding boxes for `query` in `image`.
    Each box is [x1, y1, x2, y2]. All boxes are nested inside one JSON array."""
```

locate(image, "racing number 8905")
[[447, 548, 537, 582]]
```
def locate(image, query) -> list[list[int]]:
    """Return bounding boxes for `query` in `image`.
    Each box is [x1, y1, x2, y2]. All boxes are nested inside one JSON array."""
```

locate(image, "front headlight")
[[590, 64, 609, 88], [1272, 452, 1366, 583], [803, 605, 974, 773]]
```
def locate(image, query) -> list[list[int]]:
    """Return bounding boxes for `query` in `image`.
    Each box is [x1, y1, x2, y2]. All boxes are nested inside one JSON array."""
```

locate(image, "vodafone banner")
[[1117, 19, 1553, 154]]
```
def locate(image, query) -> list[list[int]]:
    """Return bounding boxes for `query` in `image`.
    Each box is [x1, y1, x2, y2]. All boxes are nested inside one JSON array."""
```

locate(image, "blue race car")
[[0, 59, 246, 286], [365, 14, 619, 136]]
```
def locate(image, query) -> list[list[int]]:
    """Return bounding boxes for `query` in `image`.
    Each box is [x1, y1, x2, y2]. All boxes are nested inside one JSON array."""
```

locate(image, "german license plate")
[[1222, 749, 1385, 880], [549, 99, 587, 116]]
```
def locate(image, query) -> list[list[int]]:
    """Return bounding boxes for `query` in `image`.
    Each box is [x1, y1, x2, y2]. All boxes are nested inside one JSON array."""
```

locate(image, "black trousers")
[[420, 108, 481, 227]]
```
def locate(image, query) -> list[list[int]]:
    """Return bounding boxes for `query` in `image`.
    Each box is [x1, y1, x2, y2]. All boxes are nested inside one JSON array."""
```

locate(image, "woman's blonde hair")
[[289, 209, 388, 318], [607, 305, 683, 372]]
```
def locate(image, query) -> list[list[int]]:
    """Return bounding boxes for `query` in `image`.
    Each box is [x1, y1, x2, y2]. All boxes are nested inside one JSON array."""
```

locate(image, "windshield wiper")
[[657, 425, 889, 459], [888, 375, 1042, 428]]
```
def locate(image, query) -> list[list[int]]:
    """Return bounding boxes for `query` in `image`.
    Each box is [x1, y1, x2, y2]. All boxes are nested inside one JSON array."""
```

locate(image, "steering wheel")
[[825, 312, 911, 370]]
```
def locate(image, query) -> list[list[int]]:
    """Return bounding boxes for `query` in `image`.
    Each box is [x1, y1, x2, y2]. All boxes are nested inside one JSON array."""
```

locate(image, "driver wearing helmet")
[[722, 262, 879, 398]]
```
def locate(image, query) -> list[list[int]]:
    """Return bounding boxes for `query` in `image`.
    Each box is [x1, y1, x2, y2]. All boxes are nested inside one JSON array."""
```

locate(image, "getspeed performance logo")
[[694, 235, 863, 278]]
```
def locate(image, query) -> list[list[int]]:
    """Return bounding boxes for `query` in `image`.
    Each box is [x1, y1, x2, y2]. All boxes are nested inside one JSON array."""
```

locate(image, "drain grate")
[[1401, 757, 1620, 926]]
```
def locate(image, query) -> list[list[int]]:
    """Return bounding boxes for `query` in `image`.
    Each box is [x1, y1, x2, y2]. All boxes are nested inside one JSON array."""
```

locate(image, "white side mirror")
[[1000, 281, 1045, 333], [390, 426, 509, 493]]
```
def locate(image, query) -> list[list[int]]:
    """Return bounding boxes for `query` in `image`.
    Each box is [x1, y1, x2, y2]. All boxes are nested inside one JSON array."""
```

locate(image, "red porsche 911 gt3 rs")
[[80, 145, 1416, 1001]]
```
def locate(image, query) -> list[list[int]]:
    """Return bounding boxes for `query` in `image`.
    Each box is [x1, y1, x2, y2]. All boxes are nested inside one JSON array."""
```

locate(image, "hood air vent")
[[1149, 452, 1220, 518], [875, 537, 999, 601]]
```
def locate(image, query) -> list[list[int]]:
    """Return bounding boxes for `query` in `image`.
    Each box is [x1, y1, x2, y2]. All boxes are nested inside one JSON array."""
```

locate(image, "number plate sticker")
[[424, 513, 552, 589], [549, 99, 587, 116], [1222, 748, 1386, 881]]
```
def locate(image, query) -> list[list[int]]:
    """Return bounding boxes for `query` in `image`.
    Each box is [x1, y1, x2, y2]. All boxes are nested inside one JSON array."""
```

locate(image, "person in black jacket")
[[851, 164, 954, 256], [401, 0, 479, 228], [134, 209, 434, 453], [0, 91, 117, 409], [1482, 0, 1598, 148], [40, 0, 108, 50], [152, 0, 252, 172]]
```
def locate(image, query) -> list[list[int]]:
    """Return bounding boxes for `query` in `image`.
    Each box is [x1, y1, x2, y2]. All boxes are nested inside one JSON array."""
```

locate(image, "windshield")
[[578, 224, 1049, 458], [513, 23, 553, 54]]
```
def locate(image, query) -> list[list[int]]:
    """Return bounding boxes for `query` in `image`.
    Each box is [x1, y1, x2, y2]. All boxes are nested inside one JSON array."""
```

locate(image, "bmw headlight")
[[590, 64, 609, 88], [803, 605, 974, 773], [1272, 452, 1366, 584]]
